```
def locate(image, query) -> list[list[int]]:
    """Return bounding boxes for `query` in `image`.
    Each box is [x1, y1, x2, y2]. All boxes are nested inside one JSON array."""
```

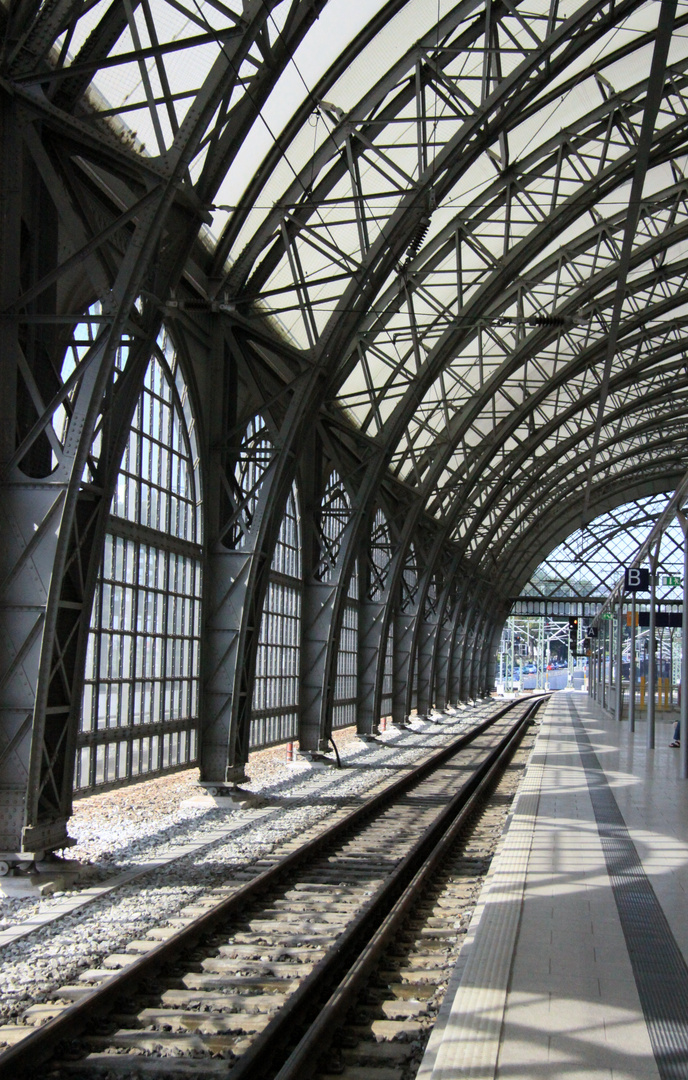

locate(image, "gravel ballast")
[[0, 708, 489, 1025]]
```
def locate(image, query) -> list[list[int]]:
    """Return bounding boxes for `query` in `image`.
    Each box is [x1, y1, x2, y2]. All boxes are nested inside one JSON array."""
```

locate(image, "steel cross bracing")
[[0, 0, 362, 853], [2, 0, 688, 853], [208, 0, 688, 721]]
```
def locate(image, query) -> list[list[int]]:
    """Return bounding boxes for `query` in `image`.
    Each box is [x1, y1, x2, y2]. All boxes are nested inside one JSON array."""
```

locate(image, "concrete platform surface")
[[418, 691, 688, 1080]]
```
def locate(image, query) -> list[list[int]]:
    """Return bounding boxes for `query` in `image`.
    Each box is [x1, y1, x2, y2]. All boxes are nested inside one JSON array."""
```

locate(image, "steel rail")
[[0, 695, 544, 1076], [276, 705, 536, 1080], [229, 695, 546, 1080]]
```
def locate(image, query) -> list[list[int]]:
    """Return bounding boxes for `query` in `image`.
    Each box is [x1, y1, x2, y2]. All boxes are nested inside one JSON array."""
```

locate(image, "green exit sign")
[[661, 575, 682, 587]]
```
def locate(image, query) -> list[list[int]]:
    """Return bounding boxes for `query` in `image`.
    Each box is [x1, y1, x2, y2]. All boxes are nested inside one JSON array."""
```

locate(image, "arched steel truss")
[[2, 0, 688, 854]]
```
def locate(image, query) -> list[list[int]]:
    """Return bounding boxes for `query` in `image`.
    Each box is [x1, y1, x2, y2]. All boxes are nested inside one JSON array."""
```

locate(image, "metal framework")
[[2, 0, 688, 857]]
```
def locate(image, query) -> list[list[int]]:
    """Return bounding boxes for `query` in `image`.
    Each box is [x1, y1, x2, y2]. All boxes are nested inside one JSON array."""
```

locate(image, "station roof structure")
[[520, 493, 687, 608], [6, 0, 688, 862], [4, 0, 688, 595]]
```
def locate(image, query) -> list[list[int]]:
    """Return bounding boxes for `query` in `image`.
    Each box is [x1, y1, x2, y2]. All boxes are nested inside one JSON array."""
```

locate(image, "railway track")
[[308, 719, 539, 1080], [0, 704, 490, 953], [0, 695, 546, 1079]]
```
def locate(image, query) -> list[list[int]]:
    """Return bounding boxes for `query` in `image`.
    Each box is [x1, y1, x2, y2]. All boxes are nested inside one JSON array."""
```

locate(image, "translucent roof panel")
[[27, 0, 688, 585], [521, 495, 685, 603]]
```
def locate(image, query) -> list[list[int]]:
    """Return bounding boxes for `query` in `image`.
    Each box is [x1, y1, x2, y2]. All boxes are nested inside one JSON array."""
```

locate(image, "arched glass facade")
[[75, 332, 203, 791], [333, 570, 359, 731]]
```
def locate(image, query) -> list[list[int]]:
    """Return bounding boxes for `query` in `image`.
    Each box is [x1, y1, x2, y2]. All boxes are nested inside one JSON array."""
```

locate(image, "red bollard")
[[286, 741, 294, 762]]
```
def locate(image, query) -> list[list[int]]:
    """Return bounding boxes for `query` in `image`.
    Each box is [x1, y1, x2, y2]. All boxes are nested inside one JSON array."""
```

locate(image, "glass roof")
[[521, 494, 685, 602], [17, 0, 688, 575]]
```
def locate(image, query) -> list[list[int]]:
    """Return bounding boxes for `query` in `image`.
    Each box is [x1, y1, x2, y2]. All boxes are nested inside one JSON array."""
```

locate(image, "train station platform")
[[418, 691, 688, 1080]]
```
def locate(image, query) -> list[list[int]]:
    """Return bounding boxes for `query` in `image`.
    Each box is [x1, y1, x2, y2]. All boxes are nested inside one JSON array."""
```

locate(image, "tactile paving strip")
[[572, 701, 688, 1080]]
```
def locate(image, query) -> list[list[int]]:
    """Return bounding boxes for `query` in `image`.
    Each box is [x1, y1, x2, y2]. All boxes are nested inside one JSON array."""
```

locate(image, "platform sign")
[[638, 610, 683, 628], [624, 567, 649, 592]]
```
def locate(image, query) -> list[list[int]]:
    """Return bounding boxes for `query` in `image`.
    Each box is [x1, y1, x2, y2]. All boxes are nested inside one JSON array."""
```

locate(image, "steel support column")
[[415, 599, 441, 718], [298, 443, 338, 753], [393, 607, 417, 725], [433, 591, 460, 711], [357, 593, 389, 737]]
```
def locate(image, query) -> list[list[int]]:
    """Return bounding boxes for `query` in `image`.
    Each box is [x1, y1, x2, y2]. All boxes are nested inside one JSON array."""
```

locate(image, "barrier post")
[[615, 597, 624, 722], [629, 594, 637, 732], [682, 513, 688, 778], [647, 561, 657, 750]]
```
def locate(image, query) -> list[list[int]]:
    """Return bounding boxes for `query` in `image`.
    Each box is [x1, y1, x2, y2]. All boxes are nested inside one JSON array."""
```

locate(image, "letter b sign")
[[624, 567, 649, 592]]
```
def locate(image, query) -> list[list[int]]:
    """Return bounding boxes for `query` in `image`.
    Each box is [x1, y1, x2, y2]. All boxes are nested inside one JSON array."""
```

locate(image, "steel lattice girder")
[[213, 0, 687, 562], [216, 0, 688, 617], [2, 0, 688, 851], [0, 0, 364, 851]]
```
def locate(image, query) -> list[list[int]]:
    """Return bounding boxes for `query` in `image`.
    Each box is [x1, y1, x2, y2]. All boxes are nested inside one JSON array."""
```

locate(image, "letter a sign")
[[624, 567, 650, 592]]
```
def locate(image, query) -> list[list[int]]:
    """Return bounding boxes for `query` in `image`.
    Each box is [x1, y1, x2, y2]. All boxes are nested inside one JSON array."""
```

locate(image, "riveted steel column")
[[477, 606, 497, 696], [357, 594, 388, 737], [433, 600, 456, 712], [393, 605, 416, 724], [456, 605, 476, 702], [416, 600, 441, 718], [479, 612, 502, 696], [0, 93, 34, 852], [456, 595, 478, 702], [298, 440, 337, 753], [444, 584, 469, 705], [468, 603, 489, 700], [300, 576, 339, 752], [447, 613, 467, 704]]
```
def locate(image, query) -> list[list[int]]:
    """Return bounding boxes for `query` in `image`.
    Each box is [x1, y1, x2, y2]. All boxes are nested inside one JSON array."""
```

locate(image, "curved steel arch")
[[294, 205, 688, 720], [220, 0, 688, 754], [226, 0, 643, 367], [394, 206, 688, 531], [425, 313, 688, 520], [404, 182, 688, 498], [428, 286, 688, 548], [355, 122, 688, 484], [4, 0, 688, 852], [0, 0, 376, 852], [485, 440, 688, 591], [338, 76, 688, 443], [499, 470, 688, 595]]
